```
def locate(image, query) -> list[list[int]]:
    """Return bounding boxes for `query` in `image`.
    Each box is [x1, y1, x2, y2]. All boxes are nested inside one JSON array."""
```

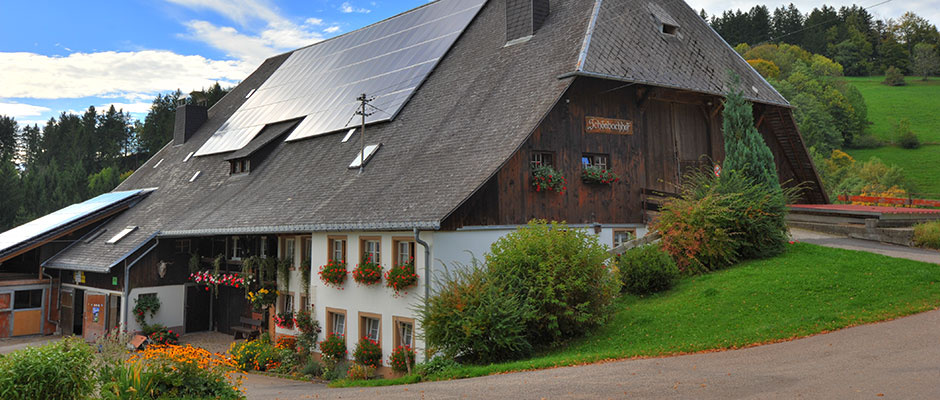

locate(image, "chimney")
[[173, 104, 208, 145], [506, 0, 550, 43]]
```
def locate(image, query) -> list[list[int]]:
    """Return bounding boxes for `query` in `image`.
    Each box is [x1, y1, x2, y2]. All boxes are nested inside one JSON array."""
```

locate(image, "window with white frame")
[[302, 237, 312, 264], [329, 311, 346, 336], [394, 239, 415, 266], [613, 229, 637, 248], [582, 153, 609, 170], [279, 293, 294, 313], [230, 237, 241, 260], [329, 237, 347, 262], [260, 237, 268, 258], [284, 238, 296, 266], [530, 151, 554, 168], [362, 315, 380, 342], [362, 238, 380, 264], [393, 317, 415, 349]]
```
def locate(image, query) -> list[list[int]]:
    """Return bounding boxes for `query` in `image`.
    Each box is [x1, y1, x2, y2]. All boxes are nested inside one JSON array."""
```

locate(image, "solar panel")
[[194, 0, 486, 156], [0, 190, 148, 256]]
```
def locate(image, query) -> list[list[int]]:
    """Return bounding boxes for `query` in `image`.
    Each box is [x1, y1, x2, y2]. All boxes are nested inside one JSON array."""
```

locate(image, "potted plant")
[[319, 260, 348, 288], [275, 311, 295, 329], [385, 258, 418, 296], [247, 283, 278, 311], [352, 255, 383, 285], [531, 165, 567, 193], [582, 165, 619, 185]]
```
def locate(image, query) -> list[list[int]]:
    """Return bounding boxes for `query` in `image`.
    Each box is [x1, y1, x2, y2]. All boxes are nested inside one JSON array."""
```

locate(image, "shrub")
[[531, 164, 567, 193], [385, 258, 418, 295], [0, 338, 96, 400], [294, 309, 321, 337], [131, 345, 242, 399], [654, 193, 737, 274], [849, 134, 883, 149], [616, 245, 679, 295], [133, 295, 161, 327], [301, 359, 323, 377], [894, 118, 920, 149], [352, 255, 383, 285], [914, 221, 940, 249], [722, 76, 781, 192], [353, 337, 382, 368], [147, 325, 180, 346], [346, 363, 376, 380], [485, 221, 620, 347], [99, 360, 156, 400], [275, 336, 297, 350], [274, 311, 294, 329], [414, 356, 460, 378], [746, 58, 781, 79], [319, 334, 347, 362], [388, 345, 416, 373], [321, 361, 349, 381], [229, 337, 279, 371], [883, 66, 906, 86], [421, 264, 534, 363], [318, 260, 348, 288]]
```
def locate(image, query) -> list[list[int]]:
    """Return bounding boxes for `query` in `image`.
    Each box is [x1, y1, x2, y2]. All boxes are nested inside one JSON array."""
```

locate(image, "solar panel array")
[[194, 0, 487, 156], [0, 189, 148, 256]]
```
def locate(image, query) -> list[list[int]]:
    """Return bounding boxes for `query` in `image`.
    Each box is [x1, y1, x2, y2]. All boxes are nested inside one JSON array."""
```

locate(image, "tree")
[[18, 124, 42, 170], [87, 166, 121, 196], [0, 116, 16, 163], [722, 76, 781, 191], [138, 90, 182, 155], [802, 6, 839, 56], [912, 42, 939, 80], [883, 66, 906, 86], [748, 5, 772, 44], [892, 12, 940, 54], [879, 34, 911, 73], [772, 4, 804, 44]]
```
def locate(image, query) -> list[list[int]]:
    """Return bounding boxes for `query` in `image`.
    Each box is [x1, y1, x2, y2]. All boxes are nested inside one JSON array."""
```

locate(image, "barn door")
[[83, 293, 107, 341], [185, 285, 210, 333], [60, 289, 74, 336], [672, 103, 712, 178]]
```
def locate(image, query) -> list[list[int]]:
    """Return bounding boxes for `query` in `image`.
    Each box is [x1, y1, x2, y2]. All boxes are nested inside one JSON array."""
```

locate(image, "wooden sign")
[[586, 116, 633, 135]]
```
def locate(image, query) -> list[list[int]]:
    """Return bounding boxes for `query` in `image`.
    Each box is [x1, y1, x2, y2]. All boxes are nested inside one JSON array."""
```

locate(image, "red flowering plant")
[[353, 337, 382, 369], [147, 326, 180, 345], [531, 164, 567, 193], [388, 345, 416, 373], [274, 311, 294, 329], [352, 255, 383, 286], [582, 165, 620, 185], [318, 260, 348, 288], [385, 258, 418, 296], [318, 333, 347, 362]]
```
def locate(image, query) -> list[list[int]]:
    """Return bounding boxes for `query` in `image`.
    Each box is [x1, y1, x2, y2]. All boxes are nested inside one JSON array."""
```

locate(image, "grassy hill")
[[845, 76, 940, 196]]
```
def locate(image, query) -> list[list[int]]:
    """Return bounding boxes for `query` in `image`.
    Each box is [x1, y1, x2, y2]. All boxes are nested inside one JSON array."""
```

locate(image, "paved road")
[[244, 231, 940, 399]]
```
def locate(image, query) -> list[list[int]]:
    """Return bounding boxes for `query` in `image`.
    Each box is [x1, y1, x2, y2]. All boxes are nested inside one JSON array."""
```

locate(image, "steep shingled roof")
[[576, 0, 789, 106]]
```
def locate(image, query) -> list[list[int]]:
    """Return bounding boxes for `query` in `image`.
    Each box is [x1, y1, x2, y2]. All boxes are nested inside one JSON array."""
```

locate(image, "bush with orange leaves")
[[121, 344, 244, 399]]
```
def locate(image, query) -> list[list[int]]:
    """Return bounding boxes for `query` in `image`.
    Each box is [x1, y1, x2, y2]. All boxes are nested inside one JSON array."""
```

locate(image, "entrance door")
[[83, 293, 107, 341], [73, 289, 84, 336], [185, 285, 211, 333], [61, 289, 74, 336], [213, 286, 245, 334]]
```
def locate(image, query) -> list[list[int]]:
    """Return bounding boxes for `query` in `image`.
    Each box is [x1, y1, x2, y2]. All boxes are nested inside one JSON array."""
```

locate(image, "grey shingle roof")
[[576, 0, 789, 107], [44, 0, 594, 271]]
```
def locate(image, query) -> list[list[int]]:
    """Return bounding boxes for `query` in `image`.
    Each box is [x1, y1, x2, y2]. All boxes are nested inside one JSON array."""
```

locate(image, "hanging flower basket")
[[352, 256, 383, 285], [385, 259, 418, 296], [247, 284, 278, 311], [319, 260, 348, 288], [190, 271, 249, 289], [582, 165, 620, 185], [531, 165, 567, 193], [275, 311, 295, 329]]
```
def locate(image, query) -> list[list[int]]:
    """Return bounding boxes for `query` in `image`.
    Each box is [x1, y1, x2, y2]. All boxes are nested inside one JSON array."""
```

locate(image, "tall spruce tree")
[[722, 78, 781, 191]]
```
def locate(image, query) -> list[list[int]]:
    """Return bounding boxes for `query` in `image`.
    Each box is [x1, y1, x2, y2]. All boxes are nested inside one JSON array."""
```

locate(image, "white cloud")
[[164, 0, 283, 27], [0, 51, 252, 100], [305, 18, 324, 26], [324, 25, 341, 34], [0, 102, 51, 118], [340, 2, 371, 14]]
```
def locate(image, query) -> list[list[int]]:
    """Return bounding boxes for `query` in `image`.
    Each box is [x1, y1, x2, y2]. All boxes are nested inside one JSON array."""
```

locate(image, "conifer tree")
[[722, 77, 781, 191]]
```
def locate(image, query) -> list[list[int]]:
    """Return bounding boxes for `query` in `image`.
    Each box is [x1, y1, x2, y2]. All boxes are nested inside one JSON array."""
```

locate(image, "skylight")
[[662, 23, 678, 35], [342, 128, 357, 143], [245, 89, 256, 99], [106, 226, 137, 244], [183, 152, 195, 163], [190, 171, 202, 182], [349, 144, 381, 169], [153, 159, 164, 169]]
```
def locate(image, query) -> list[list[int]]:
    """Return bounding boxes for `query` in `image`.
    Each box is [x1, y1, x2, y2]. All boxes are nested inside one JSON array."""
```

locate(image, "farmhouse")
[[0, 0, 824, 368]]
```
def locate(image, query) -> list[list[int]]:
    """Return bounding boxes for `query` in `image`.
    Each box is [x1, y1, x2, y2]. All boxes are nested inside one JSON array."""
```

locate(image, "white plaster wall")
[[311, 231, 429, 365], [127, 285, 185, 333]]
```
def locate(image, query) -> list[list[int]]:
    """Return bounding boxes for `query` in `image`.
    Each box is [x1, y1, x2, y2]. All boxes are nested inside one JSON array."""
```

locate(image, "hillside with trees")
[[0, 83, 229, 231]]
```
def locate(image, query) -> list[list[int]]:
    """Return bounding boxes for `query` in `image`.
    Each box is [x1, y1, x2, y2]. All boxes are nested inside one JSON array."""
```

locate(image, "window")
[[393, 316, 415, 349], [360, 237, 381, 264], [284, 238, 296, 266], [582, 153, 609, 170], [360, 312, 381, 343], [14, 289, 43, 310], [299, 296, 308, 310], [326, 308, 346, 338], [662, 23, 679, 35], [229, 158, 250, 174], [613, 229, 637, 248], [393, 238, 415, 266], [348, 144, 381, 169], [530, 151, 554, 168], [106, 226, 137, 244], [302, 237, 312, 265], [175, 239, 191, 254], [260, 237, 268, 258], [328, 236, 347, 262], [279, 293, 294, 313], [230, 237, 241, 260]]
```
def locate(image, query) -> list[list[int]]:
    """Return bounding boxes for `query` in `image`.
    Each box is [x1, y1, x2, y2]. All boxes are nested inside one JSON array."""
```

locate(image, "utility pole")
[[355, 93, 375, 174]]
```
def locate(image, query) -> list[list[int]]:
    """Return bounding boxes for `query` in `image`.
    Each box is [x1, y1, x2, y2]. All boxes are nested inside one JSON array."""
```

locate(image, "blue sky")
[[0, 0, 934, 128]]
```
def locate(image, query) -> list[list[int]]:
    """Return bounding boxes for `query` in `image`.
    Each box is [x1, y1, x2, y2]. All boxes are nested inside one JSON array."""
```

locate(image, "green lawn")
[[844, 76, 940, 197], [847, 145, 940, 196], [845, 76, 940, 143], [334, 243, 940, 387]]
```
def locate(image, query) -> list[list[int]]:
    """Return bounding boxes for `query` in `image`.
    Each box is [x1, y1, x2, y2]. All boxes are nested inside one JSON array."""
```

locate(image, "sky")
[[0, 0, 935, 128]]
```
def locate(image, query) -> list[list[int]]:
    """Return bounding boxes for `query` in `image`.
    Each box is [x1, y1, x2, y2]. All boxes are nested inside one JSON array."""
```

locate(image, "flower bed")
[[319, 260, 348, 288], [353, 256, 383, 285], [385, 259, 418, 296]]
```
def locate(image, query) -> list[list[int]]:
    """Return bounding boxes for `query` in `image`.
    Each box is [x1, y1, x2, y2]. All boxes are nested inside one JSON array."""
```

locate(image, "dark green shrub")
[[0, 338, 96, 400], [894, 119, 920, 149], [421, 265, 533, 363], [485, 221, 620, 346], [654, 193, 737, 274], [914, 221, 940, 249], [722, 75, 781, 192], [352, 337, 382, 368], [617, 245, 679, 295], [882, 66, 906, 86], [318, 334, 347, 362], [848, 134, 883, 149]]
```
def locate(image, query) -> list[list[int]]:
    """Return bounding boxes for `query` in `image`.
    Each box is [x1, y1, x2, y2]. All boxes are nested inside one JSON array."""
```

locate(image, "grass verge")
[[914, 221, 940, 249], [845, 76, 940, 143], [332, 242, 940, 388]]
